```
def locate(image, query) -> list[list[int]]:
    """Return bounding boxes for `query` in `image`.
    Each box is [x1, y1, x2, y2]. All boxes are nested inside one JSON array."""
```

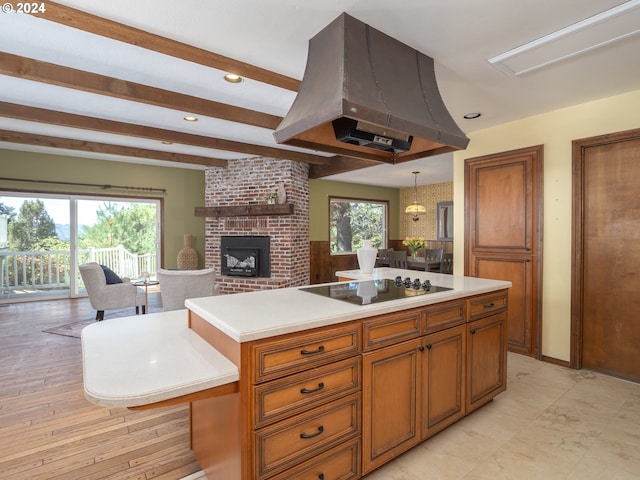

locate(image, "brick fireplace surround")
[[204, 158, 310, 294]]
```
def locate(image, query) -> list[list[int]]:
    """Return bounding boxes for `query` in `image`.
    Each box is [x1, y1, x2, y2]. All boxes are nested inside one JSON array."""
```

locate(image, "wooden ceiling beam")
[[0, 102, 331, 165], [308, 156, 382, 178], [14, 3, 376, 176], [0, 130, 228, 167], [0, 52, 282, 130], [41, 2, 301, 92]]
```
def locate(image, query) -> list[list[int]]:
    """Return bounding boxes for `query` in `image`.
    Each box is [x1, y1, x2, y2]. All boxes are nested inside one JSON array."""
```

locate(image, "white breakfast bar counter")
[[81, 310, 239, 408], [82, 268, 511, 479]]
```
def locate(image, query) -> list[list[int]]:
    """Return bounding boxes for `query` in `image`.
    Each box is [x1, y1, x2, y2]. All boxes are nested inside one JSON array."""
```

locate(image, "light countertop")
[[82, 269, 509, 408], [81, 309, 239, 408], [186, 268, 512, 343]]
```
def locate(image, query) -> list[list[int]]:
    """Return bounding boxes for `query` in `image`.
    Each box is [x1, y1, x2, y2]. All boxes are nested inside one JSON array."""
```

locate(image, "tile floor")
[[366, 353, 640, 480], [184, 353, 640, 480]]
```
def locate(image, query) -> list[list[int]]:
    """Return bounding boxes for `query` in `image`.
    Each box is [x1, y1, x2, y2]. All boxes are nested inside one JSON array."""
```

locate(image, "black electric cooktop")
[[299, 277, 453, 306]]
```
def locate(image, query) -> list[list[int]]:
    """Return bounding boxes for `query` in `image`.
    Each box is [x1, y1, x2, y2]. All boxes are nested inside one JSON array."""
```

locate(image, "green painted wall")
[[309, 179, 400, 241], [1, 152, 402, 265], [0, 149, 206, 269]]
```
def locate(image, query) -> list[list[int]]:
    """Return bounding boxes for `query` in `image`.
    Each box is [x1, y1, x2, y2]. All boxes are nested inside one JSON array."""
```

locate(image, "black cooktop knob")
[[412, 279, 422, 289], [403, 277, 412, 288], [422, 279, 432, 290]]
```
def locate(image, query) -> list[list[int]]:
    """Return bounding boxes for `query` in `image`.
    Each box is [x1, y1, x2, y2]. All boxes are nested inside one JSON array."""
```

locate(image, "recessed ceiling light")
[[463, 112, 482, 119], [161, 140, 173, 145], [183, 115, 198, 122], [224, 73, 243, 83]]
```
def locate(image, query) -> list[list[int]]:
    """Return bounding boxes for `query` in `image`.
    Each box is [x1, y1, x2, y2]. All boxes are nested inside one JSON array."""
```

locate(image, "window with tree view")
[[0, 192, 159, 301], [330, 197, 387, 254]]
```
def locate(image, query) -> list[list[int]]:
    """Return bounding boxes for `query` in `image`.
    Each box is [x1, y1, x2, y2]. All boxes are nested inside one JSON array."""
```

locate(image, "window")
[[0, 192, 160, 301], [330, 197, 387, 254]]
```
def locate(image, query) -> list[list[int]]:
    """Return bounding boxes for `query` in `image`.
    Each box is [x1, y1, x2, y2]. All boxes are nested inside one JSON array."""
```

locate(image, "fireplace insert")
[[221, 236, 270, 277]]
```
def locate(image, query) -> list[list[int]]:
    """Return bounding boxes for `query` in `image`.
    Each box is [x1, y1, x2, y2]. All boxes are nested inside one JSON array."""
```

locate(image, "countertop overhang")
[[81, 310, 239, 408]]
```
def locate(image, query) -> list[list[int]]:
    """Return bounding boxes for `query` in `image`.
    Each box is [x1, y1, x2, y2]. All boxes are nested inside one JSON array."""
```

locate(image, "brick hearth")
[[204, 158, 310, 294]]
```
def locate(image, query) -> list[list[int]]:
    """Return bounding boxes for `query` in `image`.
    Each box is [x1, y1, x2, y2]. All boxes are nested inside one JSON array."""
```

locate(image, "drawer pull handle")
[[300, 345, 325, 355], [483, 302, 495, 308], [470, 329, 477, 334], [300, 425, 324, 439], [300, 382, 325, 394]]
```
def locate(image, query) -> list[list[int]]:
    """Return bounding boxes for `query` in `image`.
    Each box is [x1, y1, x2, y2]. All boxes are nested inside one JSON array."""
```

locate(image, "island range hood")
[[273, 13, 469, 164]]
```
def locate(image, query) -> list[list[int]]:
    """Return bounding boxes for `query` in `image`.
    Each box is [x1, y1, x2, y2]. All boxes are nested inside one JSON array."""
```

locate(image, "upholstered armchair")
[[79, 262, 146, 321], [157, 268, 218, 311]]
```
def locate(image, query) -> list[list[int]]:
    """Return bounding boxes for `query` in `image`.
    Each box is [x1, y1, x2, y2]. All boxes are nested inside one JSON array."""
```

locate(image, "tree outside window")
[[330, 197, 387, 254]]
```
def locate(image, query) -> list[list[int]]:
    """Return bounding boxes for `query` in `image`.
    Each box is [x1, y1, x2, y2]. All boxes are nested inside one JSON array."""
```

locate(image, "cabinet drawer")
[[422, 300, 465, 334], [362, 309, 421, 351], [252, 323, 361, 383], [268, 438, 360, 480], [253, 357, 361, 428], [255, 393, 361, 479], [466, 290, 508, 321]]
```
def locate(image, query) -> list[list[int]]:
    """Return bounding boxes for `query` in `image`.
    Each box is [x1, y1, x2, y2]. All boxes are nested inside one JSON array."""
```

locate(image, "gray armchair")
[[157, 268, 218, 311], [79, 262, 146, 321]]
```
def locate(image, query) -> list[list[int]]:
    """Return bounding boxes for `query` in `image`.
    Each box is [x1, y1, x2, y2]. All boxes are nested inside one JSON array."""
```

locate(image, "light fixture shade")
[[405, 203, 426, 215], [406, 171, 426, 220]]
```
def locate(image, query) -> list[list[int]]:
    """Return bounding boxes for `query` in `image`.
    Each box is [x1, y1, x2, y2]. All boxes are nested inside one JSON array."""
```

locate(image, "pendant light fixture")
[[405, 171, 426, 222]]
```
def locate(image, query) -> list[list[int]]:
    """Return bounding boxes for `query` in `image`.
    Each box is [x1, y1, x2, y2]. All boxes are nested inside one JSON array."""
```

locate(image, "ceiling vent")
[[273, 13, 469, 163]]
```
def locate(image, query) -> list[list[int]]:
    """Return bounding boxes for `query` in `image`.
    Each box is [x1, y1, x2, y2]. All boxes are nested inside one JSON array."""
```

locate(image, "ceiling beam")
[[0, 102, 331, 165], [0, 52, 282, 130], [308, 156, 382, 178], [41, 1, 301, 92], [0, 130, 228, 167]]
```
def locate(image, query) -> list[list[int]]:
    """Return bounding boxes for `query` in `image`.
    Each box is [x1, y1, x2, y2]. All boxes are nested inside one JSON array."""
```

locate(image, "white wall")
[[452, 88, 640, 362]]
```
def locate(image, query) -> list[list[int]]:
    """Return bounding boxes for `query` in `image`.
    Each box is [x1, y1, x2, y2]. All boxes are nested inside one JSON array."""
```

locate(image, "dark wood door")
[[572, 129, 640, 382], [465, 146, 543, 357]]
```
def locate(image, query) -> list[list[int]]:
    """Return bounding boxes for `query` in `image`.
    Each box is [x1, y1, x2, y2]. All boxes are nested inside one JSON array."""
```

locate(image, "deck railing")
[[0, 245, 156, 295]]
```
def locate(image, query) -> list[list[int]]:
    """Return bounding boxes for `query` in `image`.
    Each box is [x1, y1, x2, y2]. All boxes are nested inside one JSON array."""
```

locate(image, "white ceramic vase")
[[357, 240, 378, 274]]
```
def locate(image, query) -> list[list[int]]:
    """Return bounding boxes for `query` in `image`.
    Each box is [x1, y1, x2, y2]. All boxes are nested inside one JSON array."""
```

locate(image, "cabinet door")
[[362, 338, 422, 474], [421, 325, 466, 439], [465, 146, 543, 358], [466, 312, 507, 413]]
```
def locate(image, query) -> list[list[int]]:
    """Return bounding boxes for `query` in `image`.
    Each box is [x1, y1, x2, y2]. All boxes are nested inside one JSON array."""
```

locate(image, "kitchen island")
[[82, 268, 511, 479]]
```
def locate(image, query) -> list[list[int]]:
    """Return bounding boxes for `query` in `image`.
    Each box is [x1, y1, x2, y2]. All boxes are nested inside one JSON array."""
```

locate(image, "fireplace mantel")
[[195, 203, 294, 217]]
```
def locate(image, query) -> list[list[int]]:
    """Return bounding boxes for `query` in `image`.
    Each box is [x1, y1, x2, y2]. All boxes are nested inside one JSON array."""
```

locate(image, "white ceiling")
[[1, 0, 639, 187]]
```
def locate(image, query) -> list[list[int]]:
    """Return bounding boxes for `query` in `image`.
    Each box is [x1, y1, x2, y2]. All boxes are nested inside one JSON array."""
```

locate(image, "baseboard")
[[541, 355, 571, 368]]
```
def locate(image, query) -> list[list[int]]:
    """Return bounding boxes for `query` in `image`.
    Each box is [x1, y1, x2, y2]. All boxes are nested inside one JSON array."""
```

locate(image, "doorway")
[[571, 128, 640, 382]]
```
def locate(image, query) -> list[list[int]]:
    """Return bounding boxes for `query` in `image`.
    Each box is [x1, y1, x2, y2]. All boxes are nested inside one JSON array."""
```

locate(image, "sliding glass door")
[[0, 192, 160, 303]]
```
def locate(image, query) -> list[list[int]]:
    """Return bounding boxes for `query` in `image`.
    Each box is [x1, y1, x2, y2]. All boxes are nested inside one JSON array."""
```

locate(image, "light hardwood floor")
[[0, 294, 201, 480]]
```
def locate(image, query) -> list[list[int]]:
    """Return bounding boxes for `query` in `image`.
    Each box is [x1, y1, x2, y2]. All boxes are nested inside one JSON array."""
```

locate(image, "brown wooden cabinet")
[[466, 312, 508, 413], [362, 337, 422, 474], [361, 299, 468, 473], [189, 288, 508, 479], [421, 324, 466, 439], [465, 146, 543, 357], [465, 292, 508, 413], [249, 323, 363, 479], [254, 393, 361, 478]]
